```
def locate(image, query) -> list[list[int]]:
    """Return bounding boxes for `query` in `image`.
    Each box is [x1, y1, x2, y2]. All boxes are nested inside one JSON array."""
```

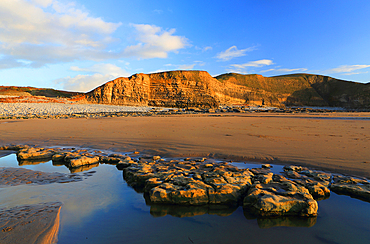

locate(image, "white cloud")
[[261, 68, 308, 73], [163, 62, 202, 70], [55, 63, 130, 92], [231, 59, 273, 69], [123, 24, 188, 59], [30, 0, 53, 8], [216, 46, 256, 61], [0, 0, 122, 68], [325, 65, 370, 74], [0, 1, 189, 69], [227, 59, 273, 73], [69, 63, 129, 77], [177, 64, 196, 70]]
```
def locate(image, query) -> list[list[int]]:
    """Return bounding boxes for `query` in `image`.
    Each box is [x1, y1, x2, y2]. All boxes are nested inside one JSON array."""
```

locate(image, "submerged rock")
[[0, 167, 83, 186]]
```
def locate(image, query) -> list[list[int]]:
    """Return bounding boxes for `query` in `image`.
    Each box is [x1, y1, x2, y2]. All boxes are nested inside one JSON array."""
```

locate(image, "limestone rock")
[[330, 175, 370, 202], [302, 180, 330, 200], [123, 158, 254, 205], [243, 180, 318, 217], [17, 147, 56, 160], [67, 155, 100, 168], [100, 156, 121, 164], [283, 165, 308, 172]]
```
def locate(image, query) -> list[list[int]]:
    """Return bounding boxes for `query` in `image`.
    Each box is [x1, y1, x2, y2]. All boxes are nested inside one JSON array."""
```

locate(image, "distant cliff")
[[85, 71, 219, 108], [84, 71, 370, 109]]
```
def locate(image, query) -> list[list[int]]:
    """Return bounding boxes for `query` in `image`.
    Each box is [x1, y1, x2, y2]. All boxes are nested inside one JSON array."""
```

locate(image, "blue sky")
[[1, 0, 370, 92]]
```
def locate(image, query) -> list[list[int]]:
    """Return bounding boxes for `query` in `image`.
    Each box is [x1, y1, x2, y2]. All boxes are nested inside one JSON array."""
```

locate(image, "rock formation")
[[85, 71, 219, 108], [84, 70, 370, 109]]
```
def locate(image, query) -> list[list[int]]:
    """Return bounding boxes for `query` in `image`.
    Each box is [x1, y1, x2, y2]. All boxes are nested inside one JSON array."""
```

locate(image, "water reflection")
[[69, 163, 99, 173], [18, 158, 50, 165], [148, 203, 238, 218], [243, 208, 317, 228], [1, 152, 370, 243], [148, 202, 317, 228]]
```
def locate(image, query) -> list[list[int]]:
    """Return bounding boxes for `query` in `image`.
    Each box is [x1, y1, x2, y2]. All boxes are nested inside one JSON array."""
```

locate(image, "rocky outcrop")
[[16, 147, 55, 160], [119, 158, 320, 216], [122, 159, 254, 205], [330, 175, 370, 202], [2, 145, 369, 219], [84, 70, 370, 109], [243, 176, 318, 217]]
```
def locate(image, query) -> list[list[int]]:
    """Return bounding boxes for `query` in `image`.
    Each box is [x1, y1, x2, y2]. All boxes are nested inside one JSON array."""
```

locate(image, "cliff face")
[[84, 71, 370, 109], [85, 71, 219, 108]]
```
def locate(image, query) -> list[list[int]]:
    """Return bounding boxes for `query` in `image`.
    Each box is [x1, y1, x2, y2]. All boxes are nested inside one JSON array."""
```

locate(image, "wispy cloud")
[[325, 65, 370, 74], [54, 63, 130, 92], [230, 59, 273, 69], [163, 62, 201, 70], [260, 68, 308, 73], [123, 24, 188, 59], [216, 46, 256, 61], [227, 59, 273, 73], [177, 64, 196, 70], [153, 9, 163, 14]]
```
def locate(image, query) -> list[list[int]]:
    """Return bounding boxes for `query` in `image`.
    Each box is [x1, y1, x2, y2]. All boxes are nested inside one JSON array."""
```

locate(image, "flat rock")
[[123, 159, 254, 205], [67, 155, 100, 168], [17, 147, 56, 160], [243, 177, 318, 217], [0, 202, 62, 244], [0, 167, 83, 186], [330, 175, 370, 202]]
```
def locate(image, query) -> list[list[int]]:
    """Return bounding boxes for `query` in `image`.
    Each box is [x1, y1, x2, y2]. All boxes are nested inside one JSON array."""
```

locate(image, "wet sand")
[[0, 112, 369, 178]]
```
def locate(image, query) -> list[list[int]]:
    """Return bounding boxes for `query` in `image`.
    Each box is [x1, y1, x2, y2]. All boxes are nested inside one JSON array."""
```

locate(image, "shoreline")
[[1, 112, 369, 178]]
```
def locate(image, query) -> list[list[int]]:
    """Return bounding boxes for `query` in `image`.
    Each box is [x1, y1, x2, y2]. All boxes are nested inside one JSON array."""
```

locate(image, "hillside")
[[0, 86, 82, 98], [85, 71, 370, 109], [2, 71, 369, 109]]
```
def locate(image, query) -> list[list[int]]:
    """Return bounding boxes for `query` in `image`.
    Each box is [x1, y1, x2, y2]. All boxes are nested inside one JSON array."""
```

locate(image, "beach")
[[1, 112, 369, 178]]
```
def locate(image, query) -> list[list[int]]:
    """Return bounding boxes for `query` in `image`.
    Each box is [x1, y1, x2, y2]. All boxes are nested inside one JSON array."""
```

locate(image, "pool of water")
[[0, 154, 369, 244]]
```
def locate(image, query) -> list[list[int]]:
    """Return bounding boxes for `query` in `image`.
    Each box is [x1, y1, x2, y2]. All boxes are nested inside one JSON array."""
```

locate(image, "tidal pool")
[[0, 153, 369, 244]]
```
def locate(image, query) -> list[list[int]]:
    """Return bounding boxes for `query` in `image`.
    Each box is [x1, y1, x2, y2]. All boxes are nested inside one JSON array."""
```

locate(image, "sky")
[[1, 0, 370, 92]]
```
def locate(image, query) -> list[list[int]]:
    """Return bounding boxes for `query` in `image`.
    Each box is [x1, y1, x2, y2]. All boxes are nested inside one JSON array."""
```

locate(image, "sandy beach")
[[1, 112, 369, 178]]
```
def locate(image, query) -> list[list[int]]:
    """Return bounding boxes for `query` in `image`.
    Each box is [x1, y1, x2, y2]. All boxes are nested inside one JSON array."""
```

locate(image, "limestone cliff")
[[85, 71, 219, 108], [84, 71, 370, 109]]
